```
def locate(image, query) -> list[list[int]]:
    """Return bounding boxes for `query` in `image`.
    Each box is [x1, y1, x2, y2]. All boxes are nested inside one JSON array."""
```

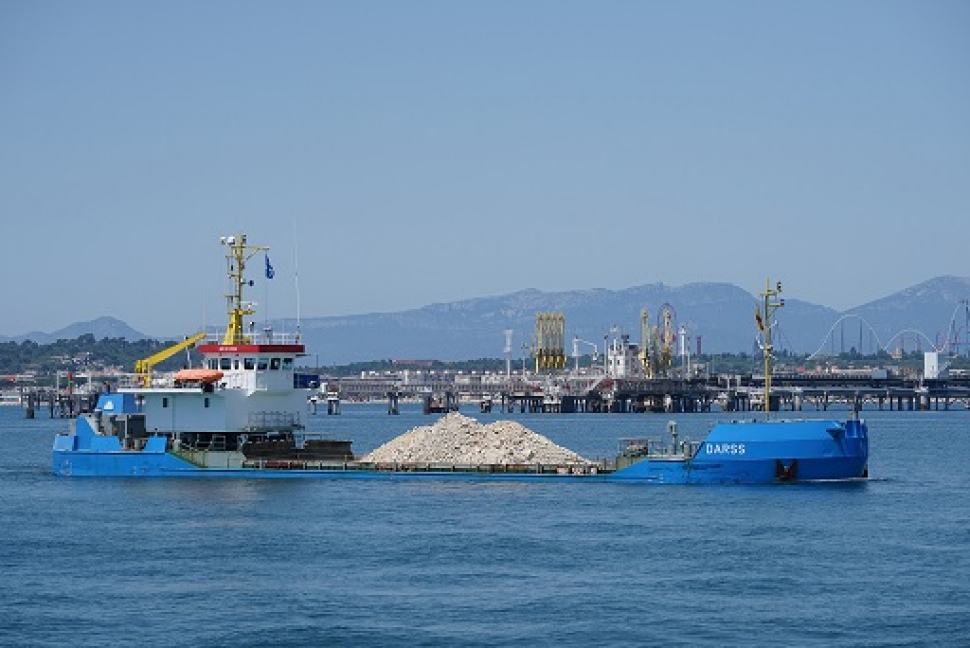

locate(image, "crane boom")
[[134, 332, 208, 381]]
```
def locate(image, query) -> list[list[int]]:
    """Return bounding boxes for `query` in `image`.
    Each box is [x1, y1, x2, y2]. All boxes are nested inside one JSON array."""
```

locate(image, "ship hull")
[[53, 417, 868, 484]]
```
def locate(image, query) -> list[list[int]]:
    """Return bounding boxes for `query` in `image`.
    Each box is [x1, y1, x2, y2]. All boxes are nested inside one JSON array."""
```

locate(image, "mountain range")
[[5, 277, 970, 365]]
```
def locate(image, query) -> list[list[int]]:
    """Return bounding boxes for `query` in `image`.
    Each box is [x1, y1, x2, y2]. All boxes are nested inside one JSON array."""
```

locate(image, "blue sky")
[[2, 1, 968, 338]]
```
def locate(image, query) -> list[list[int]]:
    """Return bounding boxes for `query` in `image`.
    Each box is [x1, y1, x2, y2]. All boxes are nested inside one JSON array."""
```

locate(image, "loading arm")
[[135, 331, 207, 381]]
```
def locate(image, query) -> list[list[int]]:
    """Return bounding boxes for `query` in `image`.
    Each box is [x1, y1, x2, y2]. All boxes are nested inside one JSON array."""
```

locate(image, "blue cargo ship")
[[52, 236, 868, 483]]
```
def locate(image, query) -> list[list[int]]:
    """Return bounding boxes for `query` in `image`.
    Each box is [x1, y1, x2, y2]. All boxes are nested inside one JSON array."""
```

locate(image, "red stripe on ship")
[[196, 344, 306, 354]]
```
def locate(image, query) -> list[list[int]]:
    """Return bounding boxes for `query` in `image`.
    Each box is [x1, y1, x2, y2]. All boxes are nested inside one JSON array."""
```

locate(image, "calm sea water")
[[1, 403, 968, 647]]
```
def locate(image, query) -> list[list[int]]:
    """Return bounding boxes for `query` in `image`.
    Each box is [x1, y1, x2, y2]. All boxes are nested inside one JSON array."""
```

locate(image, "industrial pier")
[[322, 371, 970, 415], [12, 369, 970, 420]]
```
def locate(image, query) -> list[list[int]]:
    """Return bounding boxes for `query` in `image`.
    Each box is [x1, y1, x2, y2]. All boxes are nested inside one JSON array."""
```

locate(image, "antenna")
[[758, 279, 784, 420], [294, 219, 302, 342], [263, 259, 270, 335], [219, 233, 267, 345]]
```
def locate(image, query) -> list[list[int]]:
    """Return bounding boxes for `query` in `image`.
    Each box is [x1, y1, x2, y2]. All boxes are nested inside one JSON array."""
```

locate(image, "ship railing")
[[618, 437, 657, 457], [256, 330, 302, 345], [198, 330, 303, 346], [117, 373, 200, 390], [245, 411, 303, 433], [116, 374, 143, 389], [617, 437, 699, 459]]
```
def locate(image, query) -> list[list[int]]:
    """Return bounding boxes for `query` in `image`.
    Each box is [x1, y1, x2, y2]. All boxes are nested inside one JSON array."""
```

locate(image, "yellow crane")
[[134, 331, 207, 384]]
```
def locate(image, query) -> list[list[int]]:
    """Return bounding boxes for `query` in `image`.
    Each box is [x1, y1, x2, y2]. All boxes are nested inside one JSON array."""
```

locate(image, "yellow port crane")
[[134, 331, 207, 384], [639, 308, 653, 378], [533, 312, 567, 372], [658, 304, 676, 376]]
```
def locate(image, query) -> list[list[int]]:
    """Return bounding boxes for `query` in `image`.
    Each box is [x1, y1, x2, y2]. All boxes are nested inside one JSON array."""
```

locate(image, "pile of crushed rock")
[[360, 412, 591, 466]]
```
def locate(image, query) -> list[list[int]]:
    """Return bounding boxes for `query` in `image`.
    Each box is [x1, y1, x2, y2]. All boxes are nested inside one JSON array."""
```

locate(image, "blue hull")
[[608, 417, 869, 484], [53, 417, 869, 484], [608, 454, 868, 484]]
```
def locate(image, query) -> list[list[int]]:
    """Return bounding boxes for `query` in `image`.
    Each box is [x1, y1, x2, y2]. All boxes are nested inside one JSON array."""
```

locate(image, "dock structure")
[[23, 372, 970, 419], [323, 372, 970, 414], [422, 391, 459, 415], [22, 389, 99, 419]]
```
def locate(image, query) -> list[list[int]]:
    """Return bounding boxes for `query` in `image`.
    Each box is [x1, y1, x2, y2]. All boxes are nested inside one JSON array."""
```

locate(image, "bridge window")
[[257, 358, 268, 371], [282, 357, 293, 371], [233, 359, 240, 370], [220, 358, 232, 371], [244, 358, 255, 370], [208, 359, 218, 370], [270, 358, 281, 370]]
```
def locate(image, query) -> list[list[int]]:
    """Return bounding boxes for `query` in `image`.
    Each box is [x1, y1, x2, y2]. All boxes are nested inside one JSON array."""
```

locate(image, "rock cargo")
[[360, 412, 591, 466]]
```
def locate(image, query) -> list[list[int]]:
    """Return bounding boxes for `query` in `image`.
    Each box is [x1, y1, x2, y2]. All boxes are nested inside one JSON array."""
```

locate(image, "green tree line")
[[0, 335, 186, 377]]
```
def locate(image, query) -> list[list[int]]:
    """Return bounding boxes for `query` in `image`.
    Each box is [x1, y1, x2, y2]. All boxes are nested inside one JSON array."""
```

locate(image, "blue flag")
[[265, 254, 275, 279]]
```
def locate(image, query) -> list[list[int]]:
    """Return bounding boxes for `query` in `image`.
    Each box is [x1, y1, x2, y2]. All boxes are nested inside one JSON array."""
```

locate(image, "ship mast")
[[220, 234, 268, 345], [757, 278, 784, 420]]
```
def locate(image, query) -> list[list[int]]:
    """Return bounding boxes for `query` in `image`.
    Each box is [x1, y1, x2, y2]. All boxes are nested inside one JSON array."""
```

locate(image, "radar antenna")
[[220, 234, 269, 345]]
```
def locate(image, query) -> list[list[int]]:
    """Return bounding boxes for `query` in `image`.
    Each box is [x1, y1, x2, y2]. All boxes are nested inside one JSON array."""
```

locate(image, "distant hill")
[[844, 276, 970, 355], [280, 282, 830, 365], [276, 276, 970, 364], [0, 316, 149, 344], [5, 277, 969, 364]]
